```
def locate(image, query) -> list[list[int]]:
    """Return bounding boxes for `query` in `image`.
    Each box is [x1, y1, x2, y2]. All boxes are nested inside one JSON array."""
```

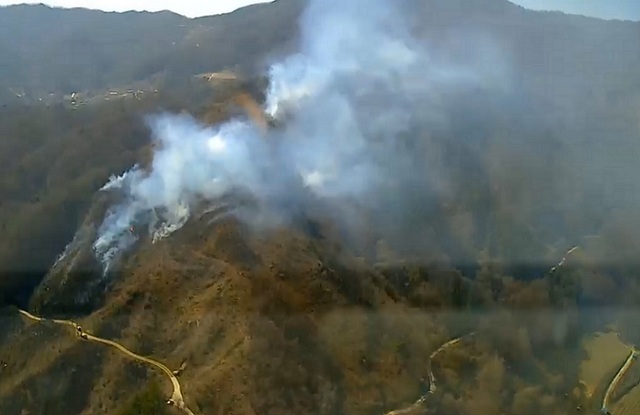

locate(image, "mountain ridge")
[[1, 0, 639, 97]]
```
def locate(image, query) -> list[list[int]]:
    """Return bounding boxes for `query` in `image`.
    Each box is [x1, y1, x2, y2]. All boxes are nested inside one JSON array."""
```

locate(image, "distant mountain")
[[1, 0, 639, 101], [0, 1, 305, 94]]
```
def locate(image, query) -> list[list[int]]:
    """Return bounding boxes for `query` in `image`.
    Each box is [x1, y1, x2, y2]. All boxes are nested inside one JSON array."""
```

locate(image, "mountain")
[[0, 0, 305, 95], [2, 0, 639, 102], [1, 1, 640, 415]]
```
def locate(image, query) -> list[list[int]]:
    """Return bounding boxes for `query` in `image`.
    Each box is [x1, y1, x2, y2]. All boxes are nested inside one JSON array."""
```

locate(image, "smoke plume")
[[93, 0, 513, 272]]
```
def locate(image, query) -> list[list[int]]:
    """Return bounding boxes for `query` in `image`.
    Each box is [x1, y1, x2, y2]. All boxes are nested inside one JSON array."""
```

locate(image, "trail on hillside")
[[384, 245, 584, 415], [602, 343, 638, 414], [17, 309, 196, 415], [549, 246, 580, 274], [383, 333, 474, 415]]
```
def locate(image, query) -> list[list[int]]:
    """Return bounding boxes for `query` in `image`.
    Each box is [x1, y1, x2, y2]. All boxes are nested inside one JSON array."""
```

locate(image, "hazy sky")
[[0, 0, 639, 20], [0, 0, 273, 17], [510, 0, 640, 21]]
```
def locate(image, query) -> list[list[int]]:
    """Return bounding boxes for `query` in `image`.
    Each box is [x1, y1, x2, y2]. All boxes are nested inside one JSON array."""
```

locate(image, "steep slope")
[[0, 208, 462, 415], [0, 76, 256, 309], [0, 206, 601, 415], [1, 1, 640, 414]]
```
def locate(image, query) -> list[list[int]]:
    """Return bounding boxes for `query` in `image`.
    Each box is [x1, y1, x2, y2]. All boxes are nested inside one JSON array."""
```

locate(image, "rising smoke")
[[93, 0, 518, 273]]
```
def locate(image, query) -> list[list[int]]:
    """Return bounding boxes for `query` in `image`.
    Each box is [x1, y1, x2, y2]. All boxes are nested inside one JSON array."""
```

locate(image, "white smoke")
[[93, 0, 508, 272], [100, 171, 131, 191], [93, 116, 268, 271]]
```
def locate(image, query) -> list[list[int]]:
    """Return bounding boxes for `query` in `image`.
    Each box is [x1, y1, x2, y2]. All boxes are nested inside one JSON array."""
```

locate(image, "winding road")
[[12, 246, 590, 415], [17, 309, 196, 415], [383, 245, 583, 415], [549, 245, 580, 274], [601, 344, 638, 415], [384, 333, 473, 415], [546, 244, 640, 414]]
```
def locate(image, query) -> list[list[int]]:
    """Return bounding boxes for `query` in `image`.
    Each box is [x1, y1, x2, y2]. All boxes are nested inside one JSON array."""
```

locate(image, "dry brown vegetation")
[[0, 88, 634, 414], [0, 209, 606, 415], [1, 1, 640, 411], [579, 332, 629, 399]]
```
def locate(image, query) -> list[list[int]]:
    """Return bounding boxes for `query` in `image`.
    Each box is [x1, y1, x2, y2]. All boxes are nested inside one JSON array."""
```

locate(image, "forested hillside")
[[0, 0, 638, 319], [0, 1, 640, 414], [0, 0, 638, 316], [0, 77, 259, 306]]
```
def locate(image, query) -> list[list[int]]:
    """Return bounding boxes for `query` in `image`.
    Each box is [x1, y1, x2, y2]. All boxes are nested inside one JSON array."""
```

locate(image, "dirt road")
[[602, 345, 638, 414], [384, 333, 473, 415], [17, 309, 196, 415]]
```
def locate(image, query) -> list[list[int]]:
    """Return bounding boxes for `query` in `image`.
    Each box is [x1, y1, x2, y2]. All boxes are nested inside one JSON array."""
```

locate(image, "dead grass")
[[1, 216, 448, 415], [579, 331, 629, 398]]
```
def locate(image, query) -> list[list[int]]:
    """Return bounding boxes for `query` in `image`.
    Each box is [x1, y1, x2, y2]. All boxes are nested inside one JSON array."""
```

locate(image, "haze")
[[0, 0, 273, 17], [1, 0, 640, 20]]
